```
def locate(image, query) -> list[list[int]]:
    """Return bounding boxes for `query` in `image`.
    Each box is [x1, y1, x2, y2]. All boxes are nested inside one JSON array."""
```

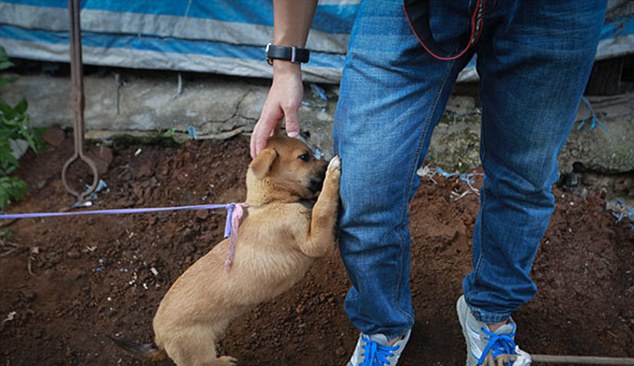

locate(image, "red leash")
[[403, 0, 485, 61]]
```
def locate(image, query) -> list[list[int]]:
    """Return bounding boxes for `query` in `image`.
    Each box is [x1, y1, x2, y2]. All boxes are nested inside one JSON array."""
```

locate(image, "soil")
[[1, 130, 632, 366]]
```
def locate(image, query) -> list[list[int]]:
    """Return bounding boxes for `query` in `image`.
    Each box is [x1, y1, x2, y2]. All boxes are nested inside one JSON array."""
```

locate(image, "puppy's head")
[[246, 136, 327, 203]]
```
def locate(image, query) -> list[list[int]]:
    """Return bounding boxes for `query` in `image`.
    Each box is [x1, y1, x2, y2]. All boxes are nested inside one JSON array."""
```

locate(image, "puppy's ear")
[[250, 148, 278, 179]]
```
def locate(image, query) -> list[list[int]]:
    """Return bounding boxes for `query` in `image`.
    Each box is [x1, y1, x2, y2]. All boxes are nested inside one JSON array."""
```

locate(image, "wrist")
[[273, 60, 302, 75]]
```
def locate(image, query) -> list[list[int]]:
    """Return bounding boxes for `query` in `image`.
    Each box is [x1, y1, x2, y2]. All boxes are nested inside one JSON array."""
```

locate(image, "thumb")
[[284, 109, 300, 138]]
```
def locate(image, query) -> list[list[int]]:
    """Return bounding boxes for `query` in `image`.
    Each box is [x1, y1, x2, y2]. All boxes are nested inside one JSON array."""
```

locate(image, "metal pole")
[[62, 0, 99, 204], [531, 354, 634, 365]]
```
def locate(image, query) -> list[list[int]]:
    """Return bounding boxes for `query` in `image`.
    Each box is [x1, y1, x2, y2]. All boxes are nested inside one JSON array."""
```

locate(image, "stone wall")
[[2, 71, 632, 178]]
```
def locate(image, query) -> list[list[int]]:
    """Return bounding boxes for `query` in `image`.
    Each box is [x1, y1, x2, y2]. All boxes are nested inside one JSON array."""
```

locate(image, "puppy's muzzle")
[[309, 178, 324, 194], [309, 162, 328, 195]]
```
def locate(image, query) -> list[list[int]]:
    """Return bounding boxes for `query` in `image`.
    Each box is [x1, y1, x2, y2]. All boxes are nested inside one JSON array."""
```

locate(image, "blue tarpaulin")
[[0, 0, 632, 83]]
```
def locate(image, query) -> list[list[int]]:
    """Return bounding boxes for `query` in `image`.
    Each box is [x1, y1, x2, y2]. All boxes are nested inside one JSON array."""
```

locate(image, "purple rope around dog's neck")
[[223, 203, 249, 271], [0, 203, 249, 270]]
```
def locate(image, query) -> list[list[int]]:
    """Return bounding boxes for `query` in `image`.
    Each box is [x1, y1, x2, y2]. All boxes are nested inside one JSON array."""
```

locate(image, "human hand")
[[251, 62, 303, 158]]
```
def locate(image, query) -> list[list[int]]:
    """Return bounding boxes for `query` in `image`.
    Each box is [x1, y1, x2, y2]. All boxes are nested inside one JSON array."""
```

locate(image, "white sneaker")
[[457, 295, 532, 366], [347, 330, 411, 366]]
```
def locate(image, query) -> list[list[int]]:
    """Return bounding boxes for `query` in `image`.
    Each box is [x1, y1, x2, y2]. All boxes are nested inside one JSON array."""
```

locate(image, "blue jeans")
[[334, 0, 606, 338]]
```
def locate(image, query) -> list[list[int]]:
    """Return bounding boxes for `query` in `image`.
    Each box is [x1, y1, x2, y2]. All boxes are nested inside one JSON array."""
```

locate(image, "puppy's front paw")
[[321, 156, 341, 199], [326, 156, 341, 179]]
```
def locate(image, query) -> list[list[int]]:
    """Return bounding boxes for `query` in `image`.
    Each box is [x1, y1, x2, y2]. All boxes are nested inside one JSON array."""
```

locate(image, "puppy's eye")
[[298, 153, 311, 162]]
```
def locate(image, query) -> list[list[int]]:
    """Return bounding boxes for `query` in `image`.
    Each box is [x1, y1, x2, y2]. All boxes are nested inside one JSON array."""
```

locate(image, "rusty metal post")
[[62, 0, 99, 204]]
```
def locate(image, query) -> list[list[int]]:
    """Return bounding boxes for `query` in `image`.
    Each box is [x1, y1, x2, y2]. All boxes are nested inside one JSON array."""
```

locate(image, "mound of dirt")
[[1, 132, 632, 365]]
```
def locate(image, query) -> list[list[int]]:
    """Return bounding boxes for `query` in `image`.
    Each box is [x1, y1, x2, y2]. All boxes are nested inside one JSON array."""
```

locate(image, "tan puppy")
[[110, 136, 341, 366]]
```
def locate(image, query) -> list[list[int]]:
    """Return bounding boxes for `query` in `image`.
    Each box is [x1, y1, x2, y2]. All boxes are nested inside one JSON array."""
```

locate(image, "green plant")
[[0, 48, 17, 88], [0, 46, 45, 209], [0, 176, 27, 210], [0, 228, 11, 239]]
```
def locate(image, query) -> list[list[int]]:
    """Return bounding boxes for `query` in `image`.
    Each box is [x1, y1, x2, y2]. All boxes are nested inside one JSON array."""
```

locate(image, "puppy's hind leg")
[[162, 326, 237, 366], [300, 156, 341, 258], [211, 356, 239, 366], [166, 341, 238, 366]]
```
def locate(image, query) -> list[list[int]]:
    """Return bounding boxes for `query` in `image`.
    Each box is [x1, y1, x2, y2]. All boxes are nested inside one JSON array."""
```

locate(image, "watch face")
[[265, 43, 274, 65]]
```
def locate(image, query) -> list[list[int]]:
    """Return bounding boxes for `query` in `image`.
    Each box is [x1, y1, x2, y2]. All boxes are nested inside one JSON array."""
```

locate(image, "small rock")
[[67, 250, 81, 259], [47, 253, 62, 265], [92, 146, 114, 175], [180, 228, 193, 243], [137, 162, 153, 178], [195, 210, 209, 220], [336, 347, 347, 357], [20, 290, 36, 303], [42, 125, 65, 147]]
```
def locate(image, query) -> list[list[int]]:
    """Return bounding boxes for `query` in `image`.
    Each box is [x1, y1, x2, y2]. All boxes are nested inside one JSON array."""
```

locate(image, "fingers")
[[250, 128, 264, 159], [251, 65, 304, 158], [485, 354, 495, 366], [496, 355, 506, 366], [251, 109, 280, 158], [251, 96, 284, 158], [284, 107, 300, 138], [482, 353, 515, 366]]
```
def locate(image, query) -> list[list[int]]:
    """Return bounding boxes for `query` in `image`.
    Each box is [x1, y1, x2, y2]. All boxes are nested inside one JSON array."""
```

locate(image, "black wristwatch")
[[265, 43, 310, 65]]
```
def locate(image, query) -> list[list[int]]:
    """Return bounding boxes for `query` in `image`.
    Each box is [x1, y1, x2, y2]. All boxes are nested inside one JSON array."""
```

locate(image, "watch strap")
[[266, 43, 310, 65]]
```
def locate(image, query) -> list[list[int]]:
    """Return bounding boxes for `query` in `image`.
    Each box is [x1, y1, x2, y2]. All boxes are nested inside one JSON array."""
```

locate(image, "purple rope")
[[0, 204, 232, 220], [224, 203, 249, 271], [1, 204, 237, 237], [224, 204, 234, 238], [1, 203, 249, 271]]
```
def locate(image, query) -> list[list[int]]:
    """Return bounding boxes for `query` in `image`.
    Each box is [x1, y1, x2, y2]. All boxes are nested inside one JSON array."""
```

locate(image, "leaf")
[[0, 130, 20, 175], [0, 188, 8, 209], [0, 76, 18, 88], [14, 98, 28, 115], [0, 57, 44, 198], [0, 156, 19, 175], [0, 45, 9, 60], [33, 127, 46, 152], [0, 101, 16, 120], [0, 176, 27, 209], [0, 60, 14, 70]]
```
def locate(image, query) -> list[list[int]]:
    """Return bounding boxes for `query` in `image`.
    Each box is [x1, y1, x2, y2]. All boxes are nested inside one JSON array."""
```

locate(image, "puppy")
[[110, 136, 341, 366]]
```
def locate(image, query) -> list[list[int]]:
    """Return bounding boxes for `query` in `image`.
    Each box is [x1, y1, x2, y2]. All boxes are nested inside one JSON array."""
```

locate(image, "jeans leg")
[[463, 0, 607, 323], [334, 0, 472, 338]]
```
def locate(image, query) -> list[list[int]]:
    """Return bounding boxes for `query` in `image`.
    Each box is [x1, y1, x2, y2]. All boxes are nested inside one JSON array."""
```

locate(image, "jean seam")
[[470, 106, 487, 303], [468, 189, 485, 307], [393, 58, 461, 326]]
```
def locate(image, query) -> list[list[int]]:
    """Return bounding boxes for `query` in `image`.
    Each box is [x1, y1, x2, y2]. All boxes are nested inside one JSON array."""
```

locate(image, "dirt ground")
[[0, 129, 632, 366]]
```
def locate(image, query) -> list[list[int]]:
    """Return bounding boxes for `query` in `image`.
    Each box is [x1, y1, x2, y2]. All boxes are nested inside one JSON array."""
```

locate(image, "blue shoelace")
[[477, 326, 518, 366], [360, 335, 399, 366]]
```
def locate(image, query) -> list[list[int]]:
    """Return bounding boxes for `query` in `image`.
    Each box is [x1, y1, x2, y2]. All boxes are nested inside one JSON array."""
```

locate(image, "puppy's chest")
[[243, 206, 312, 235], [239, 246, 312, 282]]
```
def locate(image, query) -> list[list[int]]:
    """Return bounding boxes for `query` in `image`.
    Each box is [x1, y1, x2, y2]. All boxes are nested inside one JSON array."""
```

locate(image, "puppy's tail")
[[104, 334, 167, 362]]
